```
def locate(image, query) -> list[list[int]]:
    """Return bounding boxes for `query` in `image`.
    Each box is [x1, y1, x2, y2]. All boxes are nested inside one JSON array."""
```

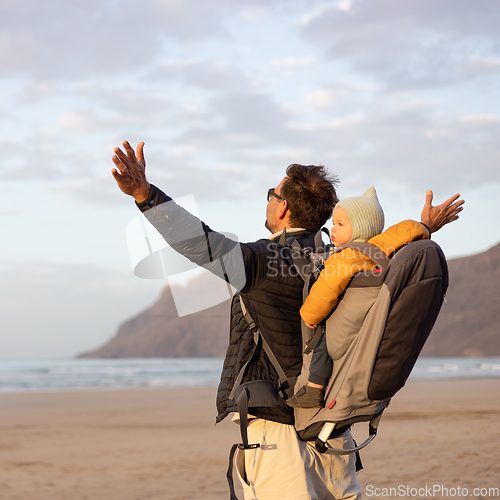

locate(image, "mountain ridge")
[[78, 242, 500, 358]]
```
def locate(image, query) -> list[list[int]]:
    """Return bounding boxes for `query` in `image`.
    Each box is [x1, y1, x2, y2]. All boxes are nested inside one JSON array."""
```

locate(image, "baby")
[[287, 187, 429, 408]]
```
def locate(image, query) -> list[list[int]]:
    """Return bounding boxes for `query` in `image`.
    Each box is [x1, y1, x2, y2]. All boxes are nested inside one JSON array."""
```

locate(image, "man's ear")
[[277, 200, 289, 220]]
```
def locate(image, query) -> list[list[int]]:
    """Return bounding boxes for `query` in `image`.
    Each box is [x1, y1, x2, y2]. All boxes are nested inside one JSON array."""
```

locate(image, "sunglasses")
[[267, 188, 285, 202]]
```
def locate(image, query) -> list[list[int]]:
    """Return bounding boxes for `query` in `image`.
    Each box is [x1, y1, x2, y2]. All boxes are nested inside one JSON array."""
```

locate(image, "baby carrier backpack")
[[225, 230, 448, 498], [286, 234, 449, 455]]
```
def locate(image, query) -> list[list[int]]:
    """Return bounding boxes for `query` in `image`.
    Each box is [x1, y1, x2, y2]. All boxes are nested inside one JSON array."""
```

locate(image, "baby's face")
[[331, 206, 353, 246]]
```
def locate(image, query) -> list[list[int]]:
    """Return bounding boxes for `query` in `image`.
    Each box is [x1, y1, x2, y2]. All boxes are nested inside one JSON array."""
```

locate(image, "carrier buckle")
[[238, 443, 260, 450]]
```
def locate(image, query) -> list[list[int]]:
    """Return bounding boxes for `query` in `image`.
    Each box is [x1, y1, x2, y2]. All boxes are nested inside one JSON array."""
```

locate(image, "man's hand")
[[421, 190, 465, 234], [112, 141, 151, 203]]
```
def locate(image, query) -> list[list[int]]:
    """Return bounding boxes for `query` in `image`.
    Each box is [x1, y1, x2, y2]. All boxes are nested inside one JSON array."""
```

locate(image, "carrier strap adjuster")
[[238, 443, 260, 450], [247, 320, 258, 332]]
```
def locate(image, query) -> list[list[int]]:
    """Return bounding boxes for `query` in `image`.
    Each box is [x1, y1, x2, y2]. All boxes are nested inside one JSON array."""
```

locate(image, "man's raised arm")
[[111, 140, 247, 293], [420, 190, 465, 234]]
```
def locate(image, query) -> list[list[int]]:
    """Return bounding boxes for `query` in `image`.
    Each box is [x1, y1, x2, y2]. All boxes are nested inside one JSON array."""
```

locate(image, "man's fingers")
[[447, 203, 464, 216], [450, 199, 465, 211], [441, 193, 461, 209], [432, 192, 464, 215], [425, 190, 433, 208], [136, 142, 145, 165], [111, 167, 123, 179], [123, 141, 137, 161], [440, 196, 464, 224], [114, 147, 129, 165], [441, 197, 464, 217], [112, 154, 127, 173], [112, 154, 123, 166]]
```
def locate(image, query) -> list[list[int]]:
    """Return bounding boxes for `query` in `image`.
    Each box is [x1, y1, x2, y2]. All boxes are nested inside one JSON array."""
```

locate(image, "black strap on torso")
[[303, 323, 326, 355], [228, 296, 290, 401]]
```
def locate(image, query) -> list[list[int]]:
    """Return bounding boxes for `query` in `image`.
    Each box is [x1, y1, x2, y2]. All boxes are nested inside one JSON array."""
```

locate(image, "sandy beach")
[[1, 378, 499, 500]]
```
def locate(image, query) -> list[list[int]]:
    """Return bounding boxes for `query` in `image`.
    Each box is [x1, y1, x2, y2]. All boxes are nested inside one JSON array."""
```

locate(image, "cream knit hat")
[[336, 186, 385, 242]]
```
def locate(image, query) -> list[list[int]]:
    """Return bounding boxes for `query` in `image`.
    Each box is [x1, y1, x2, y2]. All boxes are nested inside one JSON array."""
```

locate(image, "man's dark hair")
[[281, 164, 339, 232]]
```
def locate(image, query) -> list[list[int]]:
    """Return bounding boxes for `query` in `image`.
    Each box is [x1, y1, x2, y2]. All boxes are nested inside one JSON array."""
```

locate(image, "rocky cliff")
[[421, 242, 500, 357]]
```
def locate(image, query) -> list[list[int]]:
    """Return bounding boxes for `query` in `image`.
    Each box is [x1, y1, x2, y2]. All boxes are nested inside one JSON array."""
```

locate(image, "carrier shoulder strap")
[[229, 296, 290, 401], [239, 297, 286, 382], [303, 324, 326, 355], [314, 227, 331, 253], [280, 228, 332, 352], [281, 227, 331, 281]]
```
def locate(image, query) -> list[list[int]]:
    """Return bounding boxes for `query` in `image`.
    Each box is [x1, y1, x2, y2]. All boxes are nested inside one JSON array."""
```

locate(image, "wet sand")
[[0, 378, 499, 499]]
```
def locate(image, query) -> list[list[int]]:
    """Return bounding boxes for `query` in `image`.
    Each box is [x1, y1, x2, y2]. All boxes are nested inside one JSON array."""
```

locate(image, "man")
[[112, 141, 464, 500]]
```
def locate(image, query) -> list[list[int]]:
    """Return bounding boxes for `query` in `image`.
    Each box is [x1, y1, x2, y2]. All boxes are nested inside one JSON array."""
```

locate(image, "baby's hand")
[[304, 321, 317, 329]]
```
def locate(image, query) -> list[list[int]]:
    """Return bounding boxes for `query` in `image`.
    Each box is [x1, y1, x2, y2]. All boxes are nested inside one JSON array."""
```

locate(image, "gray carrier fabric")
[[294, 239, 448, 440]]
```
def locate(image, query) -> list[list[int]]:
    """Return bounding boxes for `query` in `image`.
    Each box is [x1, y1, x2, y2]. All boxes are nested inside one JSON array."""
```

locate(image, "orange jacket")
[[300, 220, 430, 326]]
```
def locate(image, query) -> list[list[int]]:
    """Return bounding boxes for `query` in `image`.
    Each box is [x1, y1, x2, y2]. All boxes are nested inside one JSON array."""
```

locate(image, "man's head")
[[265, 164, 339, 234]]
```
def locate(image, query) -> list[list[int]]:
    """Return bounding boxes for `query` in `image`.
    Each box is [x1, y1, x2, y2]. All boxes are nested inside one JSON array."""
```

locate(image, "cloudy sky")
[[1, 0, 499, 358]]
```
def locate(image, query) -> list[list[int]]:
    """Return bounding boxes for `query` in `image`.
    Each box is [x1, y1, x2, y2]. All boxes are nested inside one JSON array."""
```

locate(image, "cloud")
[[211, 91, 293, 137], [271, 57, 313, 68], [59, 89, 180, 131], [15, 82, 61, 104], [458, 114, 500, 127], [339, 110, 500, 189], [0, 129, 67, 180], [60, 111, 108, 133], [0, 0, 295, 81], [304, 88, 350, 111], [50, 176, 132, 206], [2, 0, 498, 206], [0, 0, 228, 80], [300, 0, 500, 88], [157, 88, 303, 163], [147, 59, 257, 93]]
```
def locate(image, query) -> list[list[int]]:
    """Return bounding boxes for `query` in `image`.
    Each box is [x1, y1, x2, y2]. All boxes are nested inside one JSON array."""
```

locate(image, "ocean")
[[0, 357, 499, 394]]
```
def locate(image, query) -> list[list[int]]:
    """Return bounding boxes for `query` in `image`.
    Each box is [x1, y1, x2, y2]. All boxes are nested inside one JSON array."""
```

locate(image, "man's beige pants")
[[235, 418, 362, 500]]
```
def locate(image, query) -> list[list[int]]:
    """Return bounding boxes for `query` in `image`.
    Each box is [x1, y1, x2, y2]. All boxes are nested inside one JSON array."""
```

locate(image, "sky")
[[1, 0, 499, 358]]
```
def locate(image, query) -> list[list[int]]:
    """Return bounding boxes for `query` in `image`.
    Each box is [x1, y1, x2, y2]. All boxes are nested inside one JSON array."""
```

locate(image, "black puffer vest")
[[215, 232, 316, 424], [136, 186, 315, 426]]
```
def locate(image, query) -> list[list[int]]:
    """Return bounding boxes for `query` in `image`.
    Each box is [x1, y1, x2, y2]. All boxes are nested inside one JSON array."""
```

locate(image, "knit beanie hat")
[[336, 186, 385, 242]]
